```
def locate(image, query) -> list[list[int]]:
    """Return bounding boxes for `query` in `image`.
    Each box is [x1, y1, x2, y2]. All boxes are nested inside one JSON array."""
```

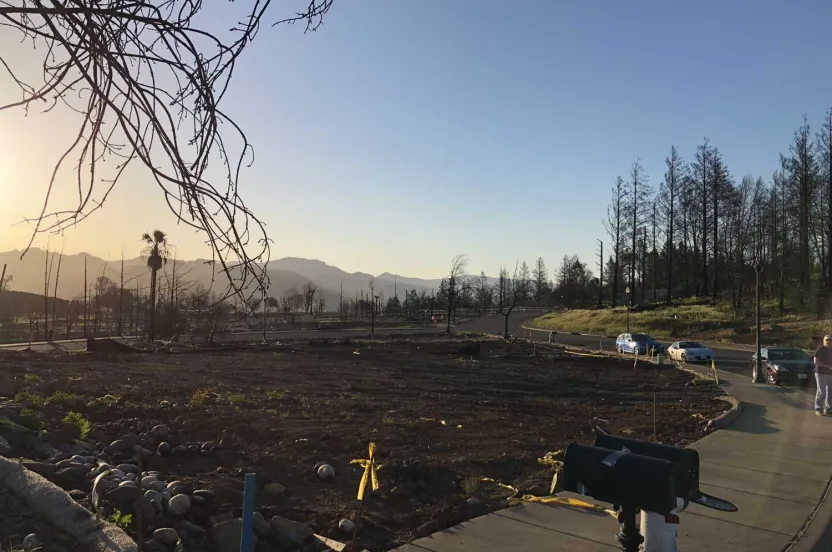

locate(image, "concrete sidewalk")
[[392, 372, 832, 551]]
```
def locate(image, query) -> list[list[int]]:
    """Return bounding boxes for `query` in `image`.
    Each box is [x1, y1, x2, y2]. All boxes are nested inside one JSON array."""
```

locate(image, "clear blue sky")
[[3, 0, 831, 280]]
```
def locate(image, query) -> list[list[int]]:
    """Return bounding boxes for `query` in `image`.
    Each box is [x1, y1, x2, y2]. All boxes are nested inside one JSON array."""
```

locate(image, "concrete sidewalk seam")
[[707, 433, 832, 450], [696, 444, 832, 466], [699, 481, 818, 505], [490, 510, 618, 548], [700, 459, 828, 483], [684, 510, 794, 536]]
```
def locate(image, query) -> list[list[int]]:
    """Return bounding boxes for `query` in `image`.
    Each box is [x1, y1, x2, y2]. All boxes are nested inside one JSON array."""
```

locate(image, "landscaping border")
[[0, 455, 136, 552]]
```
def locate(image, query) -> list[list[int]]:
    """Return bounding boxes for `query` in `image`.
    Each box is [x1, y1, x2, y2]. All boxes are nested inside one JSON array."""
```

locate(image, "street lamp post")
[[625, 286, 631, 333], [754, 263, 763, 383]]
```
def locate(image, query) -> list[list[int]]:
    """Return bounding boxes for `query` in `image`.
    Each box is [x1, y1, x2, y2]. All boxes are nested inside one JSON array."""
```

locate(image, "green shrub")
[[14, 391, 45, 406], [17, 408, 44, 431], [23, 374, 41, 384], [62, 412, 91, 439], [106, 508, 133, 530], [227, 393, 247, 405], [45, 391, 83, 407], [189, 389, 212, 408]]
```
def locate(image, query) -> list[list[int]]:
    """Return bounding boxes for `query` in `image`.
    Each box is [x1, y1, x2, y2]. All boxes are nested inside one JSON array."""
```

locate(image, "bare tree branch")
[[0, 0, 334, 305]]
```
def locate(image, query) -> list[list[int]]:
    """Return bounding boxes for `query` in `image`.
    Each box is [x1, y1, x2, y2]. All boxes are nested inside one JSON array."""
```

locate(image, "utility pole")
[[339, 279, 343, 321], [597, 240, 604, 306], [754, 262, 763, 383]]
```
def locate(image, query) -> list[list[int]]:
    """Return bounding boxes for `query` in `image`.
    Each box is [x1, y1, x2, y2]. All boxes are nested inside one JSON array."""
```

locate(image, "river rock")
[[157, 442, 172, 457], [55, 465, 89, 485], [338, 518, 355, 533], [22, 459, 57, 477], [201, 441, 216, 452], [144, 489, 163, 508], [116, 463, 138, 473], [141, 475, 159, 487], [211, 519, 243, 552], [263, 482, 286, 496], [68, 489, 87, 501], [55, 459, 81, 469], [252, 511, 270, 537], [188, 445, 201, 454], [168, 482, 191, 496], [152, 424, 170, 436], [106, 439, 126, 454], [172, 445, 187, 456], [109, 469, 126, 478], [22, 534, 40, 551], [168, 493, 190, 515], [148, 480, 166, 491], [193, 489, 215, 501], [177, 521, 207, 539], [153, 527, 179, 545], [269, 516, 314, 550], [118, 480, 137, 488], [316, 464, 335, 481]]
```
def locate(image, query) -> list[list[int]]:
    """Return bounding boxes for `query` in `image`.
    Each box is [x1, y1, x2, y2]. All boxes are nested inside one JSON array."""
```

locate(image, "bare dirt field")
[[0, 338, 725, 551]]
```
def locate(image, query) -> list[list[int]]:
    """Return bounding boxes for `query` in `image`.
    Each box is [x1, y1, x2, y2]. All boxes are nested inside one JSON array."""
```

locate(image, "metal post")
[[625, 287, 631, 333], [241, 473, 256, 552], [754, 263, 763, 383], [616, 508, 643, 552]]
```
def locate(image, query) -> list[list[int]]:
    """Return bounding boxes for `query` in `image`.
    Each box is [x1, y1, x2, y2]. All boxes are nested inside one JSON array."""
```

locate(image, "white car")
[[666, 341, 715, 363]]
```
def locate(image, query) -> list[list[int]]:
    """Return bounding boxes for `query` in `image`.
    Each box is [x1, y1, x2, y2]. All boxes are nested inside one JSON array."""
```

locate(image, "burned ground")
[[0, 338, 724, 551]]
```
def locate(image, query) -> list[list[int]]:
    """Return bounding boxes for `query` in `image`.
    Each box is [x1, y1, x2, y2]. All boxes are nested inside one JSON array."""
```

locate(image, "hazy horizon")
[[2, 1, 831, 280]]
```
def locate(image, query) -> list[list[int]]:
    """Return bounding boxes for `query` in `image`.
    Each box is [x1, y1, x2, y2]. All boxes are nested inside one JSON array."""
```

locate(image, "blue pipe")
[[240, 473, 256, 552]]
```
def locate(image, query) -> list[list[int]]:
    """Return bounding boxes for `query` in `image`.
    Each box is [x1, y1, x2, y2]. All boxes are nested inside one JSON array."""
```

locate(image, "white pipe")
[[640, 497, 687, 552]]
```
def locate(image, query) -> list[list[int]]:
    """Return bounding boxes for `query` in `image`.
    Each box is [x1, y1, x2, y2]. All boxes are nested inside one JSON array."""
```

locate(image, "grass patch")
[[460, 475, 481, 494], [23, 374, 41, 384], [62, 411, 91, 439], [188, 389, 213, 408], [227, 392, 248, 406], [265, 389, 288, 401]]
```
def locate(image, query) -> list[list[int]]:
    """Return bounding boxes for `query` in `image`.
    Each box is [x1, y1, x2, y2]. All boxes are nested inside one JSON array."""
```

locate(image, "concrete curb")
[[707, 395, 744, 429], [0, 455, 136, 552]]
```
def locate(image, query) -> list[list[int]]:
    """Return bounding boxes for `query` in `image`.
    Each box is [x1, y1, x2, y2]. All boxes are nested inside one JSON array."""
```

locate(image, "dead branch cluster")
[[0, 0, 333, 303]]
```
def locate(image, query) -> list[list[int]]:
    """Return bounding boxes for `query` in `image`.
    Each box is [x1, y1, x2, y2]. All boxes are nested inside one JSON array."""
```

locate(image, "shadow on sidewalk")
[[725, 403, 780, 434]]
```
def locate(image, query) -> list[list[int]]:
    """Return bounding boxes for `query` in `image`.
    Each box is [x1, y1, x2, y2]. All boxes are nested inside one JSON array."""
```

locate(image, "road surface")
[[0, 310, 755, 378]]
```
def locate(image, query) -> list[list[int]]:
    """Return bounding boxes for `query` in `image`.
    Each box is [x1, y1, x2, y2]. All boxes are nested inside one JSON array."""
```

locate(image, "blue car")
[[616, 333, 665, 355]]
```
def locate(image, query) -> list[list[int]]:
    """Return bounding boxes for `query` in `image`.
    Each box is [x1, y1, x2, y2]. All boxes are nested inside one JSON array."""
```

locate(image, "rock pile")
[[3, 419, 340, 552]]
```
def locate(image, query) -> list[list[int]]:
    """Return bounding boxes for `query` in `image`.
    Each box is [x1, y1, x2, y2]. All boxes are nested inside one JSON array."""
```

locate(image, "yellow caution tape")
[[518, 495, 618, 518], [350, 442, 380, 501]]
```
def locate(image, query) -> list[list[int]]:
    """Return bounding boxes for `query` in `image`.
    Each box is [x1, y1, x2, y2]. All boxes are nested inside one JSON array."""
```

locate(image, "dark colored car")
[[750, 347, 814, 386], [615, 333, 665, 355]]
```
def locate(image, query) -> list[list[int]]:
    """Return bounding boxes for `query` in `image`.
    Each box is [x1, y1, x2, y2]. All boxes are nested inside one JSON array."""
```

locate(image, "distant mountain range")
[[0, 249, 496, 307]]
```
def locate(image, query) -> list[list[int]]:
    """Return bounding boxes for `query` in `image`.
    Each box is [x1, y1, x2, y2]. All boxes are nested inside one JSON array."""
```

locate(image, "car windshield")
[[631, 333, 650, 342], [680, 342, 704, 349], [767, 349, 810, 361]]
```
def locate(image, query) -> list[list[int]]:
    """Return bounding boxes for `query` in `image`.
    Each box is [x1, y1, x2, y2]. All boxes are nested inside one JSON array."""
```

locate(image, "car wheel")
[[680, 353, 687, 363], [765, 369, 777, 385], [617, 346, 623, 354]]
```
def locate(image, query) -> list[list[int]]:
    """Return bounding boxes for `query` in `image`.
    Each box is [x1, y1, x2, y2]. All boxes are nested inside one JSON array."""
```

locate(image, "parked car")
[[751, 347, 814, 386], [666, 341, 715, 363], [615, 333, 665, 355]]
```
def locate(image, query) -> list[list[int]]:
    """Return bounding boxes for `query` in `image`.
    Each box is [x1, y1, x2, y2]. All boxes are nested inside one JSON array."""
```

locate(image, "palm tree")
[[142, 230, 169, 343]]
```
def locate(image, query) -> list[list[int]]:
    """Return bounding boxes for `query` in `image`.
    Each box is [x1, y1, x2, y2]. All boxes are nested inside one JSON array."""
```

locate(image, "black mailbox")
[[594, 433, 700, 500], [554, 442, 679, 515]]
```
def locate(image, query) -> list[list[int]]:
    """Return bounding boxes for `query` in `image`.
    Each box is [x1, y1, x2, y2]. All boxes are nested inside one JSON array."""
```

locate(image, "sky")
[[1, 0, 831, 279]]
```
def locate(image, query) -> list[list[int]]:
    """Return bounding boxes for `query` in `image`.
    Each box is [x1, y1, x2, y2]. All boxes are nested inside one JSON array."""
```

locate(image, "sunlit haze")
[[1, 0, 831, 278]]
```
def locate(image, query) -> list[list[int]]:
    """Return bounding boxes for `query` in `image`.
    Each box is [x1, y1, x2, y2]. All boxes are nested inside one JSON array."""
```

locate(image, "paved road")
[[519, 326, 752, 374], [454, 311, 751, 374], [0, 326, 448, 353]]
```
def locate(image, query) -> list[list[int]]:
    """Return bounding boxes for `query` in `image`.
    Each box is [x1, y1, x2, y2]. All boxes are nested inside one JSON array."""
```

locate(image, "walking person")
[[814, 335, 832, 416]]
